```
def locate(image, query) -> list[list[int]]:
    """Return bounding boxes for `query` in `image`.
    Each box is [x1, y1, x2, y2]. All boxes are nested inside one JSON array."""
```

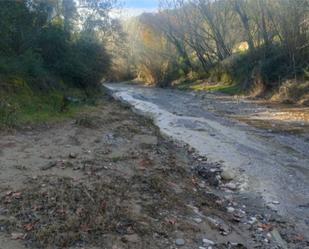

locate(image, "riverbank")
[[1, 94, 307, 248]]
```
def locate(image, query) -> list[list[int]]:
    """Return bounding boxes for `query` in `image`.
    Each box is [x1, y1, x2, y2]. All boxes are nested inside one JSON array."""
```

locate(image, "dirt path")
[[104, 83, 309, 233], [0, 95, 307, 249]]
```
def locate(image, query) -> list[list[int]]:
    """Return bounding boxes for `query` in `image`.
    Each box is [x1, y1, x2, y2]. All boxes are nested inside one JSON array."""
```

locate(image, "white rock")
[[227, 207, 235, 213], [175, 238, 185, 246], [248, 217, 257, 225], [225, 182, 237, 190], [193, 217, 203, 224], [202, 238, 215, 245]]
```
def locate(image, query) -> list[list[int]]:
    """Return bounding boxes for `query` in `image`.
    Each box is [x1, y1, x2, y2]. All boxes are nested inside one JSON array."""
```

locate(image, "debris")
[[195, 164, 221, 186], [258, 223, 273, 231], [14, 165, 27, 171], [248, 217, 257, 225], [271, 229, 288, 249], [206, 216, 231, 235], [40, 161, 57, 171]]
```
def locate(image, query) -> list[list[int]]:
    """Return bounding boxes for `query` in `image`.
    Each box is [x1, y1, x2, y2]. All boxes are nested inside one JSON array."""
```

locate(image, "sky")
[[120, 0, 159, 17], [123, 0, 159, 9]]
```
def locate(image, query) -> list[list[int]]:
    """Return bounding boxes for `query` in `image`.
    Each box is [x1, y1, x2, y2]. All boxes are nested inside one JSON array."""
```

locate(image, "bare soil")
[[0, 96, 307, 249]]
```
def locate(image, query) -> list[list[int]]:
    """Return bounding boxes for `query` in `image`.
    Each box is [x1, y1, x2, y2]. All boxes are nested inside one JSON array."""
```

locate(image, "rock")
[[227, 207, 235, 213], [40, 161, 57, 171], [122, 234, 139, 243], [219, 223, 231, 235], [248, 217, 257, 225], [272, 200, 280, 205], [175, 238, 185, 246], [11, 232, 24, 240], [193, 217, 203, 224], [271, 229, 288, 249], [221, 169, 235, 181], [69, 153, 77, 159], [206, 216, 220, 228], [202, 238, 215, 245], [225, 182, 237, 190], [195, 165, 221, 186]]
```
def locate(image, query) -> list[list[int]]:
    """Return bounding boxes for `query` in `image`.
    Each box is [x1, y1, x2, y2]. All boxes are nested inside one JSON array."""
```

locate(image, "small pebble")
[[69, 153, 77, 159], [225, 182, 237, 190], [227, 207, 235, 213], [248, 217, 257, 225], [202, 238, 215, 245], [175, 238, 185, 246], [193, 217, 203, 224]]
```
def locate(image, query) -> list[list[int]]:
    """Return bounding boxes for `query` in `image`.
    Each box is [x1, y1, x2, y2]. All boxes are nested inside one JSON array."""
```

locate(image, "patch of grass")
[[191, 83, 242, 94], [0, 87, 99, 128], [175, 81, 242, 95]]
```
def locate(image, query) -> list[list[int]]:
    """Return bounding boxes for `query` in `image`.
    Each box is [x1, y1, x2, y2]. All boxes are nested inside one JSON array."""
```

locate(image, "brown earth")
[[0, 96, 307, 249]]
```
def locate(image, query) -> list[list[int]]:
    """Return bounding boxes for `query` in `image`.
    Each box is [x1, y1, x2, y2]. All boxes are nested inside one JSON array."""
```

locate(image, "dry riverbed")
[[0, 96, 307, 249]]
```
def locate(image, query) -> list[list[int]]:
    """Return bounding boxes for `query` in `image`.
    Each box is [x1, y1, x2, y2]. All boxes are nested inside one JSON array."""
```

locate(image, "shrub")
[[0, 100, 20, 128], [271, 81, 309, 105]]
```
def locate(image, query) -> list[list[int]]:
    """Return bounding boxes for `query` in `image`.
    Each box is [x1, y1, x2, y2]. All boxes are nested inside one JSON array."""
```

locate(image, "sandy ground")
[[0, 96, 307, 249]]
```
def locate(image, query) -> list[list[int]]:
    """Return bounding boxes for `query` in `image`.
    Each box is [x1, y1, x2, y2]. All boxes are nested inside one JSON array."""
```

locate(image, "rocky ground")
[[104, 83, 309, 231], [0, 96, 308, 249]]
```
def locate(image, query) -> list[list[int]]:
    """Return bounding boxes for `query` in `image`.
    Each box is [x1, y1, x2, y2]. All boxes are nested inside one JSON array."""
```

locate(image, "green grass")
[[0, 87, 98, 128]]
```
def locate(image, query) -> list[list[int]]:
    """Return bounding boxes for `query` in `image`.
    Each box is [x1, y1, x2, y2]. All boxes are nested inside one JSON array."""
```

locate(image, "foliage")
[[121, 0, 309, 91], [271, 81, 309, 105], [0, 100, 20, 128], [0, 0, 119, 127]]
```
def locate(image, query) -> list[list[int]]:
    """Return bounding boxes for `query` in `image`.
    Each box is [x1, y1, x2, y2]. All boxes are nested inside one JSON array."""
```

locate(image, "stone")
[[69, 152, 77, 159], [11, 232, 24, 240], [221, 169, 235, 181], [227, 207, 235, 213], [271, 229, 288, 249], [175, 238, 185, 246], [193, 217, 203, 224], [248, 217, 257, 225], [225, 182, 237, 190], [122, 234, 139, 243], [40, 161, 57, 171], [202, 238, 215, 245]]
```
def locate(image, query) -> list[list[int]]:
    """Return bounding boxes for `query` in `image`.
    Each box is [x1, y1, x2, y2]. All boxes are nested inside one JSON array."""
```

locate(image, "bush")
[[209, 44, 302, 92], [0, 100, 20, 128], [271, 81, 309, 105], [63, 36, 111, 89]]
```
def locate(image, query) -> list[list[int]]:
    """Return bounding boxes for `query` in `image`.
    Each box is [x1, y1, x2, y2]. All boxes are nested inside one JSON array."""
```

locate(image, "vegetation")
[[1, 0, 308, 129], [120, 0, 309, 103], [0, 0, 122, 128]]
